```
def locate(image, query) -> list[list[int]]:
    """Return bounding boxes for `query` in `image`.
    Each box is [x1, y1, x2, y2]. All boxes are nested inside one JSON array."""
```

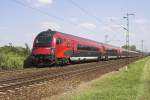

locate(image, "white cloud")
[[40, 21, 61, 30], [133, 18, 149, 34], [27, 0, 54, 7], [102, 23, 122, 33], [79, 22, 96, 30], [69, 17, 78, 22], [100, 16, 125, 33], [0, 26, 7, 30], [135, 18, 148, 24], [38, 0, 53, 4]]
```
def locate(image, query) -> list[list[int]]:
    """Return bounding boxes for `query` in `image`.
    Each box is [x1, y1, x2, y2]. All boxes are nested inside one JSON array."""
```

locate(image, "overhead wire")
[[12, 0, 74, 25], [10, 0, 98, 34], [11, 0, 126, 44], [68, 0, 129, 36], [110, 19, 128, 31], [68, 0, 106, 25]]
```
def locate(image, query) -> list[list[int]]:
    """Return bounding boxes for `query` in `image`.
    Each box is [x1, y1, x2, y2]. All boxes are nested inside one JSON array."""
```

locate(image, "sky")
[[0, 0, 150, 52]]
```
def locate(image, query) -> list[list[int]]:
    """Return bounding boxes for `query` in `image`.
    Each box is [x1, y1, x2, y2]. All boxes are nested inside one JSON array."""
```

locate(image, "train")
[[24, 29, 141, 67]]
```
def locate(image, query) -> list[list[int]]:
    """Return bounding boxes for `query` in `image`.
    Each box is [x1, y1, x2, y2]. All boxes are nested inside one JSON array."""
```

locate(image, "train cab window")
[[34, 33, 52, 47], [56, 38, 63, 45]]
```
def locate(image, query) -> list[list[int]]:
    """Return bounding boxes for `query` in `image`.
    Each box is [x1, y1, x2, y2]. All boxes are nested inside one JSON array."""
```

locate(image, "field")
[[60, 57, 150, 100]]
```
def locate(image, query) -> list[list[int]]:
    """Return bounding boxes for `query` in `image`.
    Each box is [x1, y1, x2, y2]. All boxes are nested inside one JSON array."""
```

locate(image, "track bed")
[[0, 57, 141, 100]]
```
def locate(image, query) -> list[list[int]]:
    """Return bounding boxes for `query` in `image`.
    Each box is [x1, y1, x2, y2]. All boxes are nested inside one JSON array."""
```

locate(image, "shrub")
[[0, 52, 25, 70], [0, 45, 30, 70]]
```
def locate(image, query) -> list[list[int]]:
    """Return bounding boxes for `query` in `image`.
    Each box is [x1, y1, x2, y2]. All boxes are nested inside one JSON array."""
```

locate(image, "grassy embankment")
[[0, 45, 30, 70], [62, 57, 150, 100]]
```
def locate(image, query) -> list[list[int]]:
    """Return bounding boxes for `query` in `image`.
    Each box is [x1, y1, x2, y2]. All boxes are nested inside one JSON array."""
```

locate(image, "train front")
[[24, 30, 56, 67]]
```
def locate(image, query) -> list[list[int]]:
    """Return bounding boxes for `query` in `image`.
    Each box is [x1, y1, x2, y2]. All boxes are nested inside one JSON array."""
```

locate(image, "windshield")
[[34, 32, 53, 47]]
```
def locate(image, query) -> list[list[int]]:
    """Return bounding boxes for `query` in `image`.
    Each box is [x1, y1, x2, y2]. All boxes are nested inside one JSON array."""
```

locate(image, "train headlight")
[[30, 55, 35, 59]]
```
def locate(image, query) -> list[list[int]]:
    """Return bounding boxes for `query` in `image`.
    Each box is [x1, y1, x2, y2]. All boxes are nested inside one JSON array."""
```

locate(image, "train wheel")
[[97, 56, 101, 61], [105, 56, 108, 61], [58, 58, 70, 66]]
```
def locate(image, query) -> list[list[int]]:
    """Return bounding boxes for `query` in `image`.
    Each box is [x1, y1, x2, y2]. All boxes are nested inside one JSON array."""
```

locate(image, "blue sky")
[[0, 0, 150, 52]]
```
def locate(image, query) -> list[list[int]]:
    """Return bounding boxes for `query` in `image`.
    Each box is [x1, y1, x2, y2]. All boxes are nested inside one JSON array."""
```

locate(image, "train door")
[[71, 40, 76, 55], [102, 46, 108, 60], [64, 39, 75, 57], [55, 37, 64, 58]]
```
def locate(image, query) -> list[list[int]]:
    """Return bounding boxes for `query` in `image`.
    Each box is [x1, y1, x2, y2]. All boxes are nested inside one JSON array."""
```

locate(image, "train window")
[[56, 38, 63, 45], [107, 50, 117, 55], [77, 44, 98, 51], [77, 44, 86, 50], [34, 34, 52, 47]]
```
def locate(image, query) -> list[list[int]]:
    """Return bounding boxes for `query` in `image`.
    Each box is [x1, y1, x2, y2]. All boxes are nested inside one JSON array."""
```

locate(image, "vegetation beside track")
[[0, 45, 30, 70], [62, 57, 150, 100]]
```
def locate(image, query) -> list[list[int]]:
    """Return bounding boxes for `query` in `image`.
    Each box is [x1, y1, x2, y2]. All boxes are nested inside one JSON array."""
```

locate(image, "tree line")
[[121, 45, 140, 52]]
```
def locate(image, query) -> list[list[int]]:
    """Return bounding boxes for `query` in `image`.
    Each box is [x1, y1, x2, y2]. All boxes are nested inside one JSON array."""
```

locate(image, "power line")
[[110, 19, 128, 31], [69, 0, 137, 49], [68, 0, 122, 42], [68, 0, 129, 39], [10, 0, 98, 33], [68, 0, 105, 25], [12, 0, 66, 23]]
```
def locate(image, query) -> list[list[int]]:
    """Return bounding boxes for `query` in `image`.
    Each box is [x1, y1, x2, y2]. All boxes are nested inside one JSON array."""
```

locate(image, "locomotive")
[[24, 29, 140, 67]]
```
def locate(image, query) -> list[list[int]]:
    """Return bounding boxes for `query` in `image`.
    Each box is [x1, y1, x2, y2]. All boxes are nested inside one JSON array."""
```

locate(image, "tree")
[[121, 45, 137, 51], [130, 45, 136, 51], [24, 43, 31, 55]]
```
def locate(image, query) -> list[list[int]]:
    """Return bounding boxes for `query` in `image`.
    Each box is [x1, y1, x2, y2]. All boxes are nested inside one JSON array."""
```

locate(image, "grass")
[[62, 57, 150, 100]]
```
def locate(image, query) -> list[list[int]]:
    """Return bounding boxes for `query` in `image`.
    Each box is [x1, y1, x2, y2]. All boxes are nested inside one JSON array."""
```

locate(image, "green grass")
[[63, 57, 150, 100]]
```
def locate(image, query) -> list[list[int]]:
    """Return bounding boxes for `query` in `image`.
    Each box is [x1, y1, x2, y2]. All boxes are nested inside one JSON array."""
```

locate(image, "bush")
[[0, 52, 25, 70], [0, 45, 30, 70]]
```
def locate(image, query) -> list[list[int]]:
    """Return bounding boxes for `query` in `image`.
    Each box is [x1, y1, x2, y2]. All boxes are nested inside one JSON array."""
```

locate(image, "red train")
[[24, 29, 140, 67]]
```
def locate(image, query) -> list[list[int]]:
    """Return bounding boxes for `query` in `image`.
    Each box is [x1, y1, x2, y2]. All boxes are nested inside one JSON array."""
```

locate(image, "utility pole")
[[123, 13, 134, 68], [141, 40, 144, 56], [123, 13, 134, 55], [105, 35, 108, 44]]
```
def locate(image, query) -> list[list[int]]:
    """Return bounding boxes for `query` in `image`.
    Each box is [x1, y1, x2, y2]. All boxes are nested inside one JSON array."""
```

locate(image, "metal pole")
[[141, 40, 144, 56], [124, 13, 134, 50], [124, 13, 134, 65], [127, 13, 129, 52], [105, 35, 108, 44]]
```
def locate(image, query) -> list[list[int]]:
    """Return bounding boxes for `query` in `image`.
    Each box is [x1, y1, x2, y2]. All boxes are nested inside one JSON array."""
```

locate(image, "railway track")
[[0, 58, 139, 93]]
